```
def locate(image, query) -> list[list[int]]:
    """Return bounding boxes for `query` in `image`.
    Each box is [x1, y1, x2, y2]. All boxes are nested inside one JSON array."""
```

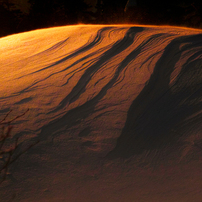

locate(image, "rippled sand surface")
[[0, 25, 202, 201]]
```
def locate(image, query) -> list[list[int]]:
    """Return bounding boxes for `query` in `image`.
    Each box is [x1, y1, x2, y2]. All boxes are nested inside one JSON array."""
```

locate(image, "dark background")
[[0, 0, 202, 38]]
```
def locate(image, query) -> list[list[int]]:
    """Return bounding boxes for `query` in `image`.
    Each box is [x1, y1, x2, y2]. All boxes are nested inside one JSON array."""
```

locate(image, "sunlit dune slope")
[[0, 24, 202, 158], [0, 24, 202, 202]]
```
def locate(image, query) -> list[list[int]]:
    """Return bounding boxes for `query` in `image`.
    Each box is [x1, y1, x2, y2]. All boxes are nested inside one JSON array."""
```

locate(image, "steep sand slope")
[[0, 25, 202, 201]]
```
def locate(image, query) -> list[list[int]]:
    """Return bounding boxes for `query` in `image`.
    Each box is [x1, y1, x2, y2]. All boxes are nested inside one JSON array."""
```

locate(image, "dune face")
[[0, 25, 202, 201], [108, 33, 202, 158]]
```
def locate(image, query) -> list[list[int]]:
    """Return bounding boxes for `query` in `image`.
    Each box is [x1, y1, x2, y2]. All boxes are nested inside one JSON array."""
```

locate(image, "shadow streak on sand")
[[51, 27, 145, 112], [107, 34, 202, 159], [36, 27, 145, 140]]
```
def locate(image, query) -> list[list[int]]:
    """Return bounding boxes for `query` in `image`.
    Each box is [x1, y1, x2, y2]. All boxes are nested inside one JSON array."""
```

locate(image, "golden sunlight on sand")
[[0, 24, 202, 202]]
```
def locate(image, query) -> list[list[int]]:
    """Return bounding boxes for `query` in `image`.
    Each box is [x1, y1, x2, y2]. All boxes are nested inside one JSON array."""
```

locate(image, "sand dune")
[[0, 25, 202, 201]]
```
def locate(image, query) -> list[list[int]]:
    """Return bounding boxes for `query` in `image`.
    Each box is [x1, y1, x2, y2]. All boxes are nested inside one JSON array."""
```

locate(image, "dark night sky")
[[0, 0, 202, 38]]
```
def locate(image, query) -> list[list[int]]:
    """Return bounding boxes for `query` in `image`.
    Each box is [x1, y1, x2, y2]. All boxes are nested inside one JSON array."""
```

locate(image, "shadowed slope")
[[0, 25, 202, 202], [107, 34, 202, 158]]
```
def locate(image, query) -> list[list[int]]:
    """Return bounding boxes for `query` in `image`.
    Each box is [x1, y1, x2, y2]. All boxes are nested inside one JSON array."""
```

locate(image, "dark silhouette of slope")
[[50, 27, 144, 112], [107, 34, 202, 158]]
